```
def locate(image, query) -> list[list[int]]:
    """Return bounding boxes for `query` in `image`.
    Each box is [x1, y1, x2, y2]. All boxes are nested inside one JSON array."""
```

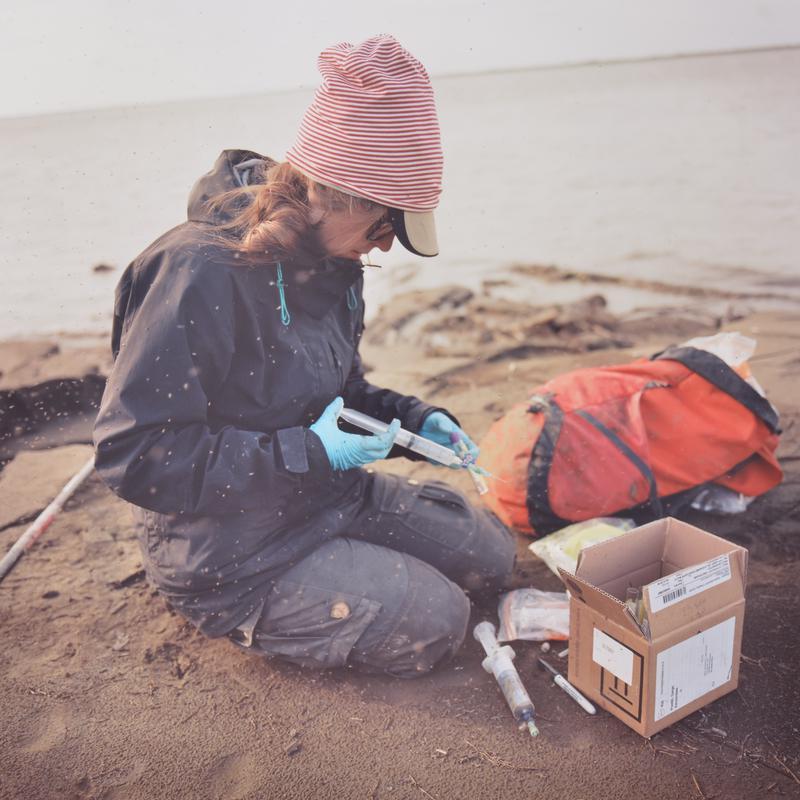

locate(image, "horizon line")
[[2, 42, 798, 123]]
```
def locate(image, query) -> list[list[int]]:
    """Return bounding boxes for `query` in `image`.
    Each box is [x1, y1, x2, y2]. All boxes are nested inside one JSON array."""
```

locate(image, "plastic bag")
[[681, 331, 755, 369], [681, 331, 770, 399], [689, 484, 755, 514], [497, 588, 570, 642], [681, 332, 772, 512], [529, 517, 635, 577]]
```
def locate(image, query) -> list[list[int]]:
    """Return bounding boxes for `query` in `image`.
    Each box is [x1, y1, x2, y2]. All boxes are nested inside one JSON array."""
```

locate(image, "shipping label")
[[592, 628, 634, 685], [654, 616, 736, 721], [647, 554, 732, 613]]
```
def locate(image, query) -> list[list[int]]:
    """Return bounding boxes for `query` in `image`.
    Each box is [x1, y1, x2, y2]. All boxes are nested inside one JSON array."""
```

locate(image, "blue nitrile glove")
[[310, 397, 400, 471], [418, 412, 480, 469]]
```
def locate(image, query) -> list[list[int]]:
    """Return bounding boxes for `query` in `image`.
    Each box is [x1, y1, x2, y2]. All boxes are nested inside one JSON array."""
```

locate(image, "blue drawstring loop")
[[275, 262, 357, 323], [276, 262, 291, 326]]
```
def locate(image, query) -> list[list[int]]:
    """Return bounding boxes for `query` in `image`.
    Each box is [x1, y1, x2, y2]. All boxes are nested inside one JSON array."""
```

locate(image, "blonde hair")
[[210, 161, 383, 262]]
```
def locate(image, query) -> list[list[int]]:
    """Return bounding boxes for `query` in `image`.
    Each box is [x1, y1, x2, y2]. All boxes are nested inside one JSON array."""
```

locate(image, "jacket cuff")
[[303, 428, 335, 479], [276, 426, 333, 480]]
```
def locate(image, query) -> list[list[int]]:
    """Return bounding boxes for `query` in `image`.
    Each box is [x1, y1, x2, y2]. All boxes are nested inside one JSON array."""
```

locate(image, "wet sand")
[[1, 288, 799, 800]]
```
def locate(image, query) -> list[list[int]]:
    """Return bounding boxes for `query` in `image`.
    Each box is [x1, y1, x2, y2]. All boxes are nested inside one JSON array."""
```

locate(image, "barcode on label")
[[647, 554, 732, 613], [660, 587, 686, 604]]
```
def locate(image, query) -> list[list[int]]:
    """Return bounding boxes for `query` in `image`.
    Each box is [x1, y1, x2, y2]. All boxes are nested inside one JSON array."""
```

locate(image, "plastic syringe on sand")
[[474, 621, 540, 736], [340, 407, 465, 468]]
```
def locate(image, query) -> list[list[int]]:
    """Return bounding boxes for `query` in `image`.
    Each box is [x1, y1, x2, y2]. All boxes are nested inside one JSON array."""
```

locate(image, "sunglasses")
[[365, 211, 395, 242]]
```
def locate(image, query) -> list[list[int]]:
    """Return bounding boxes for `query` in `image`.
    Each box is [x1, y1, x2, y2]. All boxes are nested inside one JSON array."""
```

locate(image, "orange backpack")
[[479, 346, 782, 537]]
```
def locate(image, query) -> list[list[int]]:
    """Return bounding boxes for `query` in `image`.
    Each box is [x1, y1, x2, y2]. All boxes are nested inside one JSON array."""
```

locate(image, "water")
[[1, 47, 798, 340]]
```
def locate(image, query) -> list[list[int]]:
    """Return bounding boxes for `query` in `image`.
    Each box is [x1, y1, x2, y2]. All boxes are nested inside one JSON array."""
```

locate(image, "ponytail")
[[208, 161, 381, 263]]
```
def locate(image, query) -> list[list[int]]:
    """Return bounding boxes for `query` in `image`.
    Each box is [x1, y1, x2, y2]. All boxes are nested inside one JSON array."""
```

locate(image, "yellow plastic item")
[[529, 517, 634, 576]]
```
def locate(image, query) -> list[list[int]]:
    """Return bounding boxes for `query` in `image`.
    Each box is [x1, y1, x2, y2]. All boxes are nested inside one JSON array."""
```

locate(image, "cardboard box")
[[558, 517, 747, 738]]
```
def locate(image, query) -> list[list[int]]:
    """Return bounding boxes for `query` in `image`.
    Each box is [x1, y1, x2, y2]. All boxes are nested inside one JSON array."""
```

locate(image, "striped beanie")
[[286, 35, 443, 257]]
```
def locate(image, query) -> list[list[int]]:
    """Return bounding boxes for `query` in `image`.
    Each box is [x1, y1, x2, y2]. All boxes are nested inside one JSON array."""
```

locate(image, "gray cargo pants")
[[230, 472, 515, 678]]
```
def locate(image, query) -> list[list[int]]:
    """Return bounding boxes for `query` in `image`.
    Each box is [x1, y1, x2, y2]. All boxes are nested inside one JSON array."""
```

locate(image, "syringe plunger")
[[473, 621, 539, 736]]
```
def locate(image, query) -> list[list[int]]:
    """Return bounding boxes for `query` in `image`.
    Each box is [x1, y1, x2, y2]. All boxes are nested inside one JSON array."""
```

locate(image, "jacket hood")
[[187, 149, 275, 225], [184, 149, 363, 312]]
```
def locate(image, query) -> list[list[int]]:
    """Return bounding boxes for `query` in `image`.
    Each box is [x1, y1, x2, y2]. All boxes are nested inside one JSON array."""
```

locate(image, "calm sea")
[[1, 47, 798, 340]]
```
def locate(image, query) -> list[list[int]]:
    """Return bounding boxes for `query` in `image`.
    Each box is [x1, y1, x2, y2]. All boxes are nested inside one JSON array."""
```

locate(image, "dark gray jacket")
[[93, 150, 450, 636]]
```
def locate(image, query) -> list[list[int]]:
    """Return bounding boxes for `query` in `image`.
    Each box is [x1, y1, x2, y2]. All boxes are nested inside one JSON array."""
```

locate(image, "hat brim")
[[389, 208, 438, 257]]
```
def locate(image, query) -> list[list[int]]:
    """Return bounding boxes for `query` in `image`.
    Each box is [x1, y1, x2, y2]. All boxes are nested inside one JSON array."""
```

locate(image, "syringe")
[[339, 407, 462, 468], [474, 621, 540, 737], [450, 432, 489, 495]]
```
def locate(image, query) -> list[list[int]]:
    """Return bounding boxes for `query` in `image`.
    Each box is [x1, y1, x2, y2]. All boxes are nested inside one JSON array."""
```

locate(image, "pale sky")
[[2, 0, 800, 118]]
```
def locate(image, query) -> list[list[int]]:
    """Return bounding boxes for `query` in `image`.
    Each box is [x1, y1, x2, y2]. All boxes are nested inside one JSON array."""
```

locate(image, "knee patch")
[[249, 579, 382, 669], [353, 556, 471, 678]]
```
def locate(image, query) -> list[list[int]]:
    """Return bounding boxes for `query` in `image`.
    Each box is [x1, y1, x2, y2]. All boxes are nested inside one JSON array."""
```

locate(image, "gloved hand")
[[418, 412, 479, 469], [310, 397, 400, 471]]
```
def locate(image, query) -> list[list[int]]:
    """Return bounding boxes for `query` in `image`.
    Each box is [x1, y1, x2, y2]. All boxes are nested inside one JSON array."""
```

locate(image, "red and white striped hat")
[[286, 35, 443, 257]]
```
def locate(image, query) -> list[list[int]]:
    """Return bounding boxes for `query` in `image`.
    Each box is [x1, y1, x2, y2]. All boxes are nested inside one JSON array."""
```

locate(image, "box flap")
[[558, 567, 644, 637], [661, 518, 748, 577], [575, 519, 667, 588], [643, 550, 746, 639], [565, 518, 748, 642]]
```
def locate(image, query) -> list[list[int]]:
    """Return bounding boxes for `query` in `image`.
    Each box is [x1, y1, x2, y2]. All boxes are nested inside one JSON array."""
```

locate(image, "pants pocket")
[[252, 580, 382, 668], [371, 474, 515, 594], [399, 481, 476, 546]]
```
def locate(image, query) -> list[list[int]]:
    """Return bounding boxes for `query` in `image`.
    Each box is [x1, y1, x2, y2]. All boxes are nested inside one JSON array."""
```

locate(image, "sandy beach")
[[1, 279, 798, 800]]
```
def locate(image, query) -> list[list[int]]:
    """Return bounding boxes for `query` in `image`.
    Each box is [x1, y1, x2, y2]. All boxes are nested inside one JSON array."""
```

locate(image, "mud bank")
[[1, 290, 798, 800]]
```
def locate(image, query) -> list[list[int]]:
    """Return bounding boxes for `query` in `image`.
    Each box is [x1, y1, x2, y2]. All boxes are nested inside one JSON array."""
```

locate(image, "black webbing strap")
[[575, 409, 665, 520], [654, 346, 781, 434], [525, 396, 573, 535]]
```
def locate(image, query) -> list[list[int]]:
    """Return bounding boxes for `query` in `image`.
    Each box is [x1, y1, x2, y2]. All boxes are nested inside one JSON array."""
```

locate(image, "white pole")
[[0, 454, 95, 583]]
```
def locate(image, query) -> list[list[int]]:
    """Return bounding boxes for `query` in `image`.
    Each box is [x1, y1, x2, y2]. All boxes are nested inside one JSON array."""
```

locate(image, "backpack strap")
[[525, 395, 667, 535], [654, 346, 780, 434], [525, 396, 574, 535], [576, 410, 665, 520]]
